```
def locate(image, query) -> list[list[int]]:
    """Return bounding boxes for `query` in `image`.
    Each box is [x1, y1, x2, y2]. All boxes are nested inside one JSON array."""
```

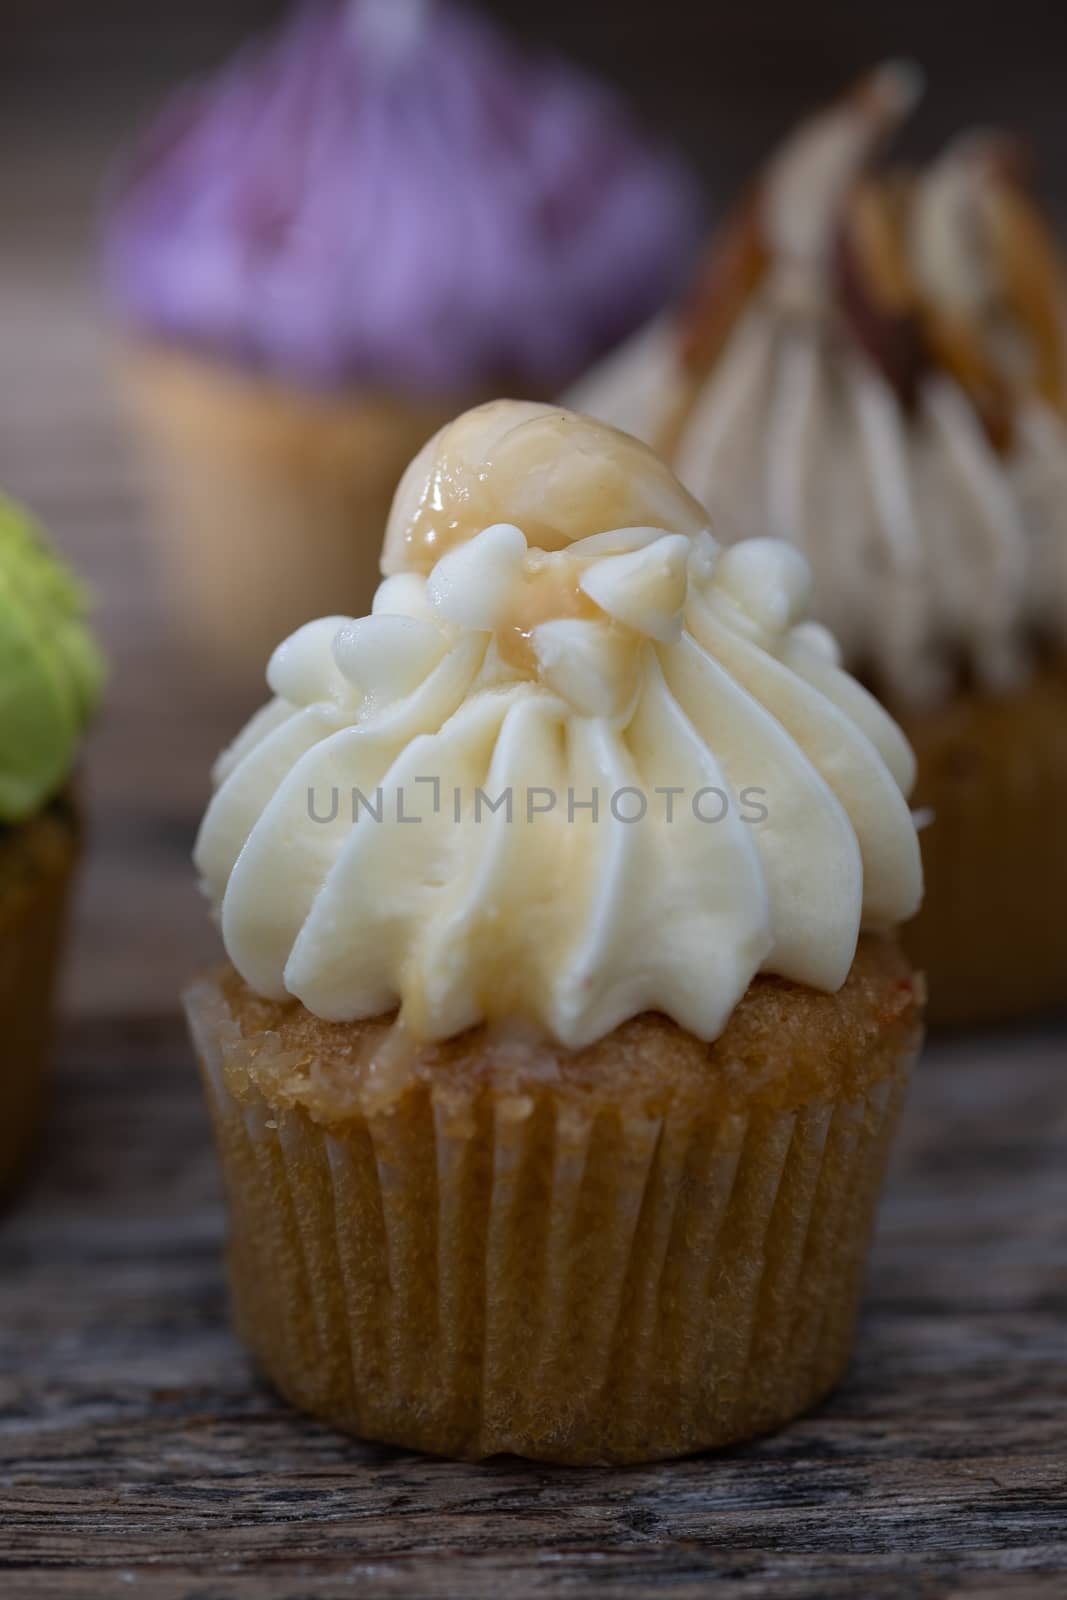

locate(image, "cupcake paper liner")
[[901, 655, 1067, 1025], [0, 803, 80, 1193], [120, 345, 462, 685], [188, 977, 915, 1464]]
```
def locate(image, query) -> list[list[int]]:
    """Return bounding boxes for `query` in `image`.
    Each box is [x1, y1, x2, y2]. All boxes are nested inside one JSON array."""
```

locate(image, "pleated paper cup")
[[901, 654, 1067, 1025], [0, 801, 80, 1195], [186, 949, 921, 1465], [119, 344, 463, 689]]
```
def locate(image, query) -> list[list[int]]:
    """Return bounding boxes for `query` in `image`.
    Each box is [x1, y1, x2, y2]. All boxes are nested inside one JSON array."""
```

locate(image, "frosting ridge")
[[0, 493, 104, 823], [196, 402, 921, 1046], [568, 66, 1067, 708]]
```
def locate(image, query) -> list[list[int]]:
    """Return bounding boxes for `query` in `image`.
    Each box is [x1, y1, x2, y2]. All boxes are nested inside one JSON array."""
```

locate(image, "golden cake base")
[[186, 937, 922, 1464], [120, 344, 467, 687], [900, 657, 1067, 1026], [0, 801, 80, 1195]]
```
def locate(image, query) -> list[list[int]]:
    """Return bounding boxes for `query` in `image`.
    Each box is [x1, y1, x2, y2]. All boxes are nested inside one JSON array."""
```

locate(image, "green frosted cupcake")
[[0, 493, 103, 1191]]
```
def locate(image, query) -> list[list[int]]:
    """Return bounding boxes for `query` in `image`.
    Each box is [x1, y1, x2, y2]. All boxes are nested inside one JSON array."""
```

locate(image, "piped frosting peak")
[[569, 67, 1067, 708], [196, 402, 921, 1047]]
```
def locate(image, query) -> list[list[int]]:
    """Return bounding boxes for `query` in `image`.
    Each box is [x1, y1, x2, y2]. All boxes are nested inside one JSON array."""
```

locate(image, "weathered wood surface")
[[1, 1023, 1065, 1598], [1, 91, 1066, 1600]]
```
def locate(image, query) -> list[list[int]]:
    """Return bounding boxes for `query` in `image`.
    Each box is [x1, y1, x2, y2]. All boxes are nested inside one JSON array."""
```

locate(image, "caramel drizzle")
[[835, 174, 926, 412], [669, 152, 1067, 456], [656, 189, 768, 463], [986, 171, 1067, 416], [494, 557, 603, 676]]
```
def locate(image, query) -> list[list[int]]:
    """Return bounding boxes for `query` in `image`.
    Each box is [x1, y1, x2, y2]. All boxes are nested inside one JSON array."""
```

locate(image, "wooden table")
[[1, 118, 1066, 1600], [2, 1020, 1066, 1598]]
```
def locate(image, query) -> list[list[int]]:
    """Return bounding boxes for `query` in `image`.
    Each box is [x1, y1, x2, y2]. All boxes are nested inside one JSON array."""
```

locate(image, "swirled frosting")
[[196, 402, 921, 1047], [0, 493, 104, 823], [569, 64, 1067, 708], [103, 0, 699, 395]]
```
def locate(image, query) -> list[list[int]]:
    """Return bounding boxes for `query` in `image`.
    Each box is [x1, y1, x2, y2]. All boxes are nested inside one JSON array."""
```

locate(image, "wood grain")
[[1, 1023, 1065, 1597]]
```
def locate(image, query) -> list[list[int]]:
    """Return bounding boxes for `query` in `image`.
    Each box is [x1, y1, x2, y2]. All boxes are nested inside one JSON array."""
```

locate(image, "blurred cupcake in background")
[[571, 64, 1067, 1025], [103, 0, 700, 687], [0, 494, 103, 1194]]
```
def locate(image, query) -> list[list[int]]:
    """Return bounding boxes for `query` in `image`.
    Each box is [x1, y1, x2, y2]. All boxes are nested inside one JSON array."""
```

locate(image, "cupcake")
[[103, 0, 699, 687], [0, 494, 103, 1193], [570, 65, 1067, 1024], [186, 400, 924, 1464]]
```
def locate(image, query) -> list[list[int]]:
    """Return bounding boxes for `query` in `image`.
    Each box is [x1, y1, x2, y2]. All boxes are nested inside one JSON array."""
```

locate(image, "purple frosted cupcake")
[[104, 0, 700, 682]]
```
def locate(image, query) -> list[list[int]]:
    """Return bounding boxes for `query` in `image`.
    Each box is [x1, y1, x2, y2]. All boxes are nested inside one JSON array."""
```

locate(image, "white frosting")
[[196, 402, 921, 1047], [568, 73, 1067, 709]]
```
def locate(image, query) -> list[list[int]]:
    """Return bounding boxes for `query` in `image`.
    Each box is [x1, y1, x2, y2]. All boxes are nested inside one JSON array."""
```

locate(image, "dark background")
[[5, 0, 1067, 210]]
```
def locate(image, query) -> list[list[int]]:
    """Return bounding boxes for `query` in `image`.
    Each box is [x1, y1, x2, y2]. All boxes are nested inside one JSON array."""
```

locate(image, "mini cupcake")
[[571, 65, 1067, 1024], [0, 494, 103, 1193], [103, 0, 699, 686], [186, 401, 923, 1464]]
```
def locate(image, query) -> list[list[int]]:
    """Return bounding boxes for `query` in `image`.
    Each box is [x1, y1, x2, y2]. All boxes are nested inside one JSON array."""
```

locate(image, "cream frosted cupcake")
[[0, 494, 103, 1193], [103, 0, 699, 686], [186, 401, 923, 1463], [570, 65, 1067, 1024]]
